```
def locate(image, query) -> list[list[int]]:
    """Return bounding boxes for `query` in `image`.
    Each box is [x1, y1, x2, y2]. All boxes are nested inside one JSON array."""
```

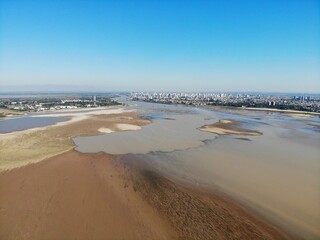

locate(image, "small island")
[[199, 119, 262, 136]]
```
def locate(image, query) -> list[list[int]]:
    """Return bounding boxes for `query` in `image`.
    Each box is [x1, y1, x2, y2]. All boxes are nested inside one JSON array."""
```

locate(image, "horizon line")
[[0, 90, 319, 95]]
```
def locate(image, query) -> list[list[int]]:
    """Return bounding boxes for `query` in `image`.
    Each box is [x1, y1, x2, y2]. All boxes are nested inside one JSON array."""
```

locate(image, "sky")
[[0, 0, 319, 93]]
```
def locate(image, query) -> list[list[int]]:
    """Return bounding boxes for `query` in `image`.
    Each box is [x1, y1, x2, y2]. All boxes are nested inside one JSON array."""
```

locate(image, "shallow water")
[[73, 100, 320, 238], [74, 113, 215, 154], [0, 116, 67, 133], [0, 106, 122, 134], [129, 135, 320, 238]]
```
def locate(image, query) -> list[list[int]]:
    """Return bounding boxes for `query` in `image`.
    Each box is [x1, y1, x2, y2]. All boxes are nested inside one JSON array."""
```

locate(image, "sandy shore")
[[30, 107, 131, 127], [283, 113, 317, 118], [199, 119, 262, 136], [0, 150, 290, 240], [0, 151, 174, 240], [0, 107, 131, 139], [0, 110, 149, 170], [0, 110, 292, 239], [0, 105, 123, 119], [116, 123, 142, 131], [98, 123, 142, 133], [98, 127, 114, 133], [203, 106, 320, 118], [241, 107, 320, 116]]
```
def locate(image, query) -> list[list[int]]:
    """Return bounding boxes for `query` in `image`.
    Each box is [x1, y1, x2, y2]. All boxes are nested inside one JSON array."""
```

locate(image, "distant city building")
[[129, 92, 320, 113]]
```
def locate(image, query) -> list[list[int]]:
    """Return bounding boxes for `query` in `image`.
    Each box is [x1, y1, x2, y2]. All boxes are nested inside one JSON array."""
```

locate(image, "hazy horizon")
[[0, 88, 320, 96], [0, 85, 320, 94]]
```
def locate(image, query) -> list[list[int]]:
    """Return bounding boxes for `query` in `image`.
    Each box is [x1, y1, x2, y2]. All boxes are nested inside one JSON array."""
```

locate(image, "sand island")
[[199, 119, 263, 136]]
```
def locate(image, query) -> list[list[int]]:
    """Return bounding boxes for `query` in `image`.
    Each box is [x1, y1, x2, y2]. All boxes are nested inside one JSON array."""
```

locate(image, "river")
[[73, 100, 320, 239]]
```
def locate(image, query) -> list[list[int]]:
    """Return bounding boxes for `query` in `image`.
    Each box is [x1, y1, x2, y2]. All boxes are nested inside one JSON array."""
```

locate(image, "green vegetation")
[[0, 95, 122, 112]]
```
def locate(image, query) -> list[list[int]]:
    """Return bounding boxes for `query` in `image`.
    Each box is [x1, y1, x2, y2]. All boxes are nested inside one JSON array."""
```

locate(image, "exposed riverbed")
[[73, 100, 320, 239]]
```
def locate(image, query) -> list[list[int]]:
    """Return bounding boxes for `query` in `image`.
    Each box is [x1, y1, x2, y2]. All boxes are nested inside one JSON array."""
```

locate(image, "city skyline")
[[1, 0, 319, 93]]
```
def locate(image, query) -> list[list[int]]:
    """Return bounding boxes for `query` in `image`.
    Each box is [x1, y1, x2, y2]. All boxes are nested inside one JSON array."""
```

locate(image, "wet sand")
[[0, 151, 174, 240], [199, 119, 262, 136], [122, 156, 291, 240], [240, 107, 320, 116], [0, 150, 290, 240]]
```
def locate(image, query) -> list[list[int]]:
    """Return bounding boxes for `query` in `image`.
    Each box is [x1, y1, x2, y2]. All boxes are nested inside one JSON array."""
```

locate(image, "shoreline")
[[0, 107, 132, 136], [0, 108, 299, 239], [130, 102, 320, 116], [0, 150, 176, 240], [0, 105, 124, 120], [121, 154, 294, 239], [199, 119, 263, 136], [199, 105, 320, 116], [238, 107, 320, 116], [0, 110, 149, 170], [0, 149, 292, 240]]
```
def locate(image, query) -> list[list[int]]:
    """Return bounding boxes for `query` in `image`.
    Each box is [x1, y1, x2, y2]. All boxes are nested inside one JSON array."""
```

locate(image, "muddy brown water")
[[73, 101, 320, 239]]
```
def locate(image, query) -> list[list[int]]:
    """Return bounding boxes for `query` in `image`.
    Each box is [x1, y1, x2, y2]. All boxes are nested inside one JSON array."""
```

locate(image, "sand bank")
[[98, 124, 142, 134], [241, 107, 320, 116], [0, 151, 174, 240], [30, 107, 130, 126], [0, 108, 130, 138], [0, 111, 150, 170], [0, 150, 290, 240], [199, 119, 262, 136], [284, 113, 315, 118], [116, 123, 142, 131], [98, 127, 114, 133]]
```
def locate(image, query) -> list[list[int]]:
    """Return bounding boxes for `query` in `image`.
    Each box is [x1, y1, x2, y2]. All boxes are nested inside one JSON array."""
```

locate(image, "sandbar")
[[0, 149, 290, 240], [116, 123, 142, 131], [0, 111, 149, 170], [284, 113, 315, 118], [241, 107, 320, 116], [199, 119, 262, 136], [98, 127, 114, 133]]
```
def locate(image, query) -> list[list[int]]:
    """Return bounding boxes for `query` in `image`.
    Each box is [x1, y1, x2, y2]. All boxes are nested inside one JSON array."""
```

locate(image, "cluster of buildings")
[[129, 92, 320, 113], [0, 95, 119, 112]]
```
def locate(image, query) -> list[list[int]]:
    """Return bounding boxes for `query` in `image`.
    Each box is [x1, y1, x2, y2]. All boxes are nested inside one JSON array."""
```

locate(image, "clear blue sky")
[[0, 0, 319, 92]]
